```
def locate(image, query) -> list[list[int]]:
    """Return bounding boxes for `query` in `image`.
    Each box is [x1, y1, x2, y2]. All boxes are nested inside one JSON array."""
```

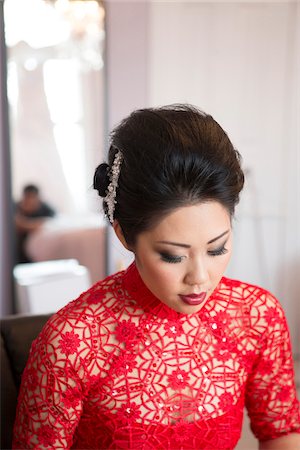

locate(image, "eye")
[[160, 252, 184, 264], [208, 246, 228, 257]]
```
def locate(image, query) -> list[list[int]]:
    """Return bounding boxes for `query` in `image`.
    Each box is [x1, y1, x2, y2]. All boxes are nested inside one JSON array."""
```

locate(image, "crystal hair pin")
[[104, 150, 123, 224]]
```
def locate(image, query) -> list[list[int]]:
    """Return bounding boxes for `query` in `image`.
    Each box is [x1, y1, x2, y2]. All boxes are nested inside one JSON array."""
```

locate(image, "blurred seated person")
[[14, 184, 56, 263]]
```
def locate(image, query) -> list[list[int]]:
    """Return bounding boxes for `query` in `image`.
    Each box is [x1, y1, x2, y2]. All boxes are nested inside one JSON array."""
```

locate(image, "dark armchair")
[[0, 313, 51, 450]]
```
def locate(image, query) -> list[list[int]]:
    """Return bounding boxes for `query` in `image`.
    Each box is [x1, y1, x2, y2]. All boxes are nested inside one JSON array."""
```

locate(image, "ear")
[[113, 221, 131, 251]]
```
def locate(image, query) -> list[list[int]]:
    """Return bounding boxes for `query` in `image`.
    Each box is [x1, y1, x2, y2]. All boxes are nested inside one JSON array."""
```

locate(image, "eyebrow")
[[156, 230, 230, 249], [156, 241, 190, 249], [207, 229, 230, 244]]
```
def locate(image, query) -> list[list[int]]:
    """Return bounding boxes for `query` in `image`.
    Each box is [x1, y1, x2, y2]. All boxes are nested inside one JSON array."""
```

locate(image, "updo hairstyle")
[[94, 104, 244, 246]]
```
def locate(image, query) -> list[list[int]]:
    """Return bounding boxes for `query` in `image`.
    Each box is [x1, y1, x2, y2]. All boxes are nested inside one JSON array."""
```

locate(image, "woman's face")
[[132, 202, 232, 314]]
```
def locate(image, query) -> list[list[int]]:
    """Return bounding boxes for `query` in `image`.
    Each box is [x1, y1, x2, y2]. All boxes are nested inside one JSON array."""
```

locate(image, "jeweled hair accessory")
[[104, 149, 123, 224]]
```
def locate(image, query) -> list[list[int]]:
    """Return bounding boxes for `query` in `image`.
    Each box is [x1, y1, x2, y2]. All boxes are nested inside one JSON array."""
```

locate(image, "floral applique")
[[88, 289, 107, 305], [202, 311, 230, 340], [213, 335, 239, 363], [111, 351, 137, 374], [172, 419, 191, 443], [213, 343, 233, 363], [115, 320, 139, 345], [88, 375, 106, 400], [168, 369, 190, 390], [218, 392, 234, 412], [213, 310, 232, 325], [256, 358, 275, 375], [239, 349, 256, 371], [62, 386, 82, 408], [263, 307, 281, 326], [37, 425, 57, 446], [58, 331, 81, 355], [118, 402, 141, 422], [23, 367, 39, 391], [164, 321, 184, 338], [277, 386, 292, 402]]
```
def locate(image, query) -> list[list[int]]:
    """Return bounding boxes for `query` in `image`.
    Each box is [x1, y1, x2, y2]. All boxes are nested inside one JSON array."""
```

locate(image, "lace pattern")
[[13, 263, 300, 449]]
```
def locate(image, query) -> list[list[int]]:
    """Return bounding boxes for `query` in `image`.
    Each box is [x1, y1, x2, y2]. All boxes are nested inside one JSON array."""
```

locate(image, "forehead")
[[139, 202, 231, 243]]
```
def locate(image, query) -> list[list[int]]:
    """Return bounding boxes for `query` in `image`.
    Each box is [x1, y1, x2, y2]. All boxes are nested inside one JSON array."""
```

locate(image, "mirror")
[[4, 0, 106, 303]]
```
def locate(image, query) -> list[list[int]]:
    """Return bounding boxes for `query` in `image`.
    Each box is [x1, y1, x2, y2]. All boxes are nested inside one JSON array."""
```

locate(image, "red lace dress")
[[13, 263, 300, 449]]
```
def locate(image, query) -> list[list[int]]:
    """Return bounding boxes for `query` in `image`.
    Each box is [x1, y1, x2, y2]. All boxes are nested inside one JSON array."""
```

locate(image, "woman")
[[13, 105, 300, 449]]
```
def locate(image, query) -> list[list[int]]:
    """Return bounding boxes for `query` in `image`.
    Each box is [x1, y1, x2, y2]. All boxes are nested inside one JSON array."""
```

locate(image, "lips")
[[179, 292, 207, 306]]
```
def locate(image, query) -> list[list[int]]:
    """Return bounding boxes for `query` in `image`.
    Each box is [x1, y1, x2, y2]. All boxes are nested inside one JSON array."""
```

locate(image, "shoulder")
[[218, 277, 286, 335], [37, 269, 126, 351], [53, 268, 125, 320], [220, 276, 280, 306]]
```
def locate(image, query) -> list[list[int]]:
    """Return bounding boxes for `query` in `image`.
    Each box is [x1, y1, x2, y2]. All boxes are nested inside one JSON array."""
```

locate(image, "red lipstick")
[[179, 292, 206, 306]]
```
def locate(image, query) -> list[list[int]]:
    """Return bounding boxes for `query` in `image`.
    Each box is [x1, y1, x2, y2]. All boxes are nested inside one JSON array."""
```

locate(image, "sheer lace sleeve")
[[13, 301, 97, 449], [245, 292, 300, 441]]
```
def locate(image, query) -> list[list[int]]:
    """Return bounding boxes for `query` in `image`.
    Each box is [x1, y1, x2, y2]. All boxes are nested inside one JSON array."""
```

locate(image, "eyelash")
[[160, 253, 184, 264], [208, 246, 228, 257], [159, 246, 228, 264]]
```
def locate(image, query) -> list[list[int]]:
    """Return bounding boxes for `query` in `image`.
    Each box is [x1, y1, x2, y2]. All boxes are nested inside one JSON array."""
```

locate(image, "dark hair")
[[23, 184, 39, 195], [94, 104, 244, 246]]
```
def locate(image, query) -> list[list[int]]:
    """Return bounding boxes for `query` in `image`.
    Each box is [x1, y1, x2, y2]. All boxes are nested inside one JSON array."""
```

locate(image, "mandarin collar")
[[122, 262, 217, 321]]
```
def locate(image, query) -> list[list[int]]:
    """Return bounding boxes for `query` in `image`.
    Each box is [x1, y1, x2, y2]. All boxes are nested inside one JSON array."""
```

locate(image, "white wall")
[[105, 2, 149, 274]]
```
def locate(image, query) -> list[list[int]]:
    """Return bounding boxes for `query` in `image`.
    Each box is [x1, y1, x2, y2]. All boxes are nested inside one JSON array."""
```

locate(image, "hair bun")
[[93, 163, 110, 197]]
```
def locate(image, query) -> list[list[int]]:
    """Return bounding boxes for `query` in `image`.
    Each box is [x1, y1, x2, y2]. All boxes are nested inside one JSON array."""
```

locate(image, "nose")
[[184, 259, 209, 287]]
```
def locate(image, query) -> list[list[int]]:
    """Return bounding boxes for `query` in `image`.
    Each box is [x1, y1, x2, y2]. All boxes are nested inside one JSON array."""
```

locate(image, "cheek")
[[216, 252, 231, 277], [150, 263, 177, 283], [144, 261, 181, 293], [210, 252, 232, 279]]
